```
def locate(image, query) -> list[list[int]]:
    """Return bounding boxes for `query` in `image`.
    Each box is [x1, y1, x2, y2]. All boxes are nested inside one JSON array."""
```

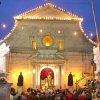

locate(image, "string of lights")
[[0, 0, 100, 41]]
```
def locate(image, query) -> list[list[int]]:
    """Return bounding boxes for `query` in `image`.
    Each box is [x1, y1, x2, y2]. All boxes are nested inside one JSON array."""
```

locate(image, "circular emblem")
[[42, 35, 54, 47]]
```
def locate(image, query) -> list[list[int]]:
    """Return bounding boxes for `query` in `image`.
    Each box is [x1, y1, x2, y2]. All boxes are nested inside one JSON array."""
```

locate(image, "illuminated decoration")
[[14, 3, 83, 21], [58, 30, 61, 34], [90, 33, 93, 37], [0, 43, 9, 73], [28, 70, 31, 74], [21, 26, 24, 30], [32, 41, 37, 50], [73, 32, 77, 36], [42, 35, 54, 47], [62, 70, 64, 75], [0, 20, 17, 44], [58, 40, 64, 50], [78, 21, 97, 45], [0, 2, 98, 89], [33, 69, 35, 74], [2, 24, 6, 29], [40, 29, 43, 33], [0, 3, 96, 46]]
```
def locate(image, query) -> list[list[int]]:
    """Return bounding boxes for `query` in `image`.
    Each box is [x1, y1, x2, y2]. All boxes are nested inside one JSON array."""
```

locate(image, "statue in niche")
[[47, 72, 53, 87]]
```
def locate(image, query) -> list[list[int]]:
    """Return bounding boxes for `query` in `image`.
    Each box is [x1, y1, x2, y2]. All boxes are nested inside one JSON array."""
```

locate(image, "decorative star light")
[[74, 32, 77, 36], [2, 24, 6, 29], [90, 33, 93, 37]]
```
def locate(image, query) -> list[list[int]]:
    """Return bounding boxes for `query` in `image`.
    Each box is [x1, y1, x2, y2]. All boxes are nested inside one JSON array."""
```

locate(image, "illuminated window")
[[32, 41, 37, 50], [42, 35, 54, 47], [58, 40, 64, 50]]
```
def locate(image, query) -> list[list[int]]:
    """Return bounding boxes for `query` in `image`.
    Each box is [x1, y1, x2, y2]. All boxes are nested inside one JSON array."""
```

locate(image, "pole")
[[90, 0, 100, 76], [90, 0, 99, 44]]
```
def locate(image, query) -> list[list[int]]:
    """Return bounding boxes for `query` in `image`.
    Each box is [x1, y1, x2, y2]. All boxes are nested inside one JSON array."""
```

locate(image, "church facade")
[[0, 3, 96, 90]]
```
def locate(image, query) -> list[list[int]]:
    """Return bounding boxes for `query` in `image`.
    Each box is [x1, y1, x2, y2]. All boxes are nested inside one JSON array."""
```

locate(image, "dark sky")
[[0, 0, 100, 40]]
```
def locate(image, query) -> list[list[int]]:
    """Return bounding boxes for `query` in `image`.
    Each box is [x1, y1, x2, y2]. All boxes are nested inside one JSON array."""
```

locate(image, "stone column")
[[32, 64, 36, 88], [59, 65, 62, 89]]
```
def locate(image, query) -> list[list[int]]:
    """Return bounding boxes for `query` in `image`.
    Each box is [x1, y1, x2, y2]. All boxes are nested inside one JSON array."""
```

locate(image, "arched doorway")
[[40, 68, 54, 90]]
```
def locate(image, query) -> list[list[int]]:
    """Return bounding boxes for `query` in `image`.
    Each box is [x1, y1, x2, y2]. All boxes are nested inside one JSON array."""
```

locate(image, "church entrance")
[[40, 68, 54, 90]]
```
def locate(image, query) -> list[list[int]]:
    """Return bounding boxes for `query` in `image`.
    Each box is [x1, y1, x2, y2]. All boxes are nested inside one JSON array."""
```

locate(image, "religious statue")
[[17, 72, 23, 94], [17, 72, 23, 86], [90, 59, 96, 79], [68, 72, 73, 86], [0, 43, 9, 73], [47, 72, 52, 87]]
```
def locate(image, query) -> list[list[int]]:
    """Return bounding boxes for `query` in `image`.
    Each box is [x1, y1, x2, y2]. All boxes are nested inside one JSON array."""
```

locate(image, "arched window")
[[32, 41, 37, 50], [58, 40, 64, 50]]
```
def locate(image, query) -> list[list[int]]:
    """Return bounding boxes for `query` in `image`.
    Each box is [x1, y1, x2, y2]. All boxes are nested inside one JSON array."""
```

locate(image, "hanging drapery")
[[40, 68, 54, 80]]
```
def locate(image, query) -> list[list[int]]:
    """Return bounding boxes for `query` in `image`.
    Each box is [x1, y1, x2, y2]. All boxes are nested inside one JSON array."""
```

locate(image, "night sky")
[[0, 0, 100, 40]]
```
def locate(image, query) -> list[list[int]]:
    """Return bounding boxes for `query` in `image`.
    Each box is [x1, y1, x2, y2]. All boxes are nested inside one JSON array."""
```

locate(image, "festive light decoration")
[[0, 2, 97, 46], [58, 30, 61, 34], [33, 69, 35, 74], [40, 29, 43, 33], [2, 24, 6, 29], [90, 33, 93, 37], [14, 3, 82, 21], [21, 26, 24, 30], [78, 21, 97, 45], [0, 20, 17, 44], [73, 32, 77, 36]]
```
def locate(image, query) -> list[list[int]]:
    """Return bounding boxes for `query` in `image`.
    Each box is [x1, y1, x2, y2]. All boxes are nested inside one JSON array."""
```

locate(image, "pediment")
[[14, 3, 81, 20]]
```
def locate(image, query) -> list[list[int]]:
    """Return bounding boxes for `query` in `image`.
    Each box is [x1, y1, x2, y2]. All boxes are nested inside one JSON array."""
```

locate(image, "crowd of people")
[[10, 80, 100, 100]]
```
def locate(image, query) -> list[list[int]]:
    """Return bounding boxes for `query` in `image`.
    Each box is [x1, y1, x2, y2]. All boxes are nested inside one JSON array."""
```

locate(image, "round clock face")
[[42, 35, 54, 47]]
